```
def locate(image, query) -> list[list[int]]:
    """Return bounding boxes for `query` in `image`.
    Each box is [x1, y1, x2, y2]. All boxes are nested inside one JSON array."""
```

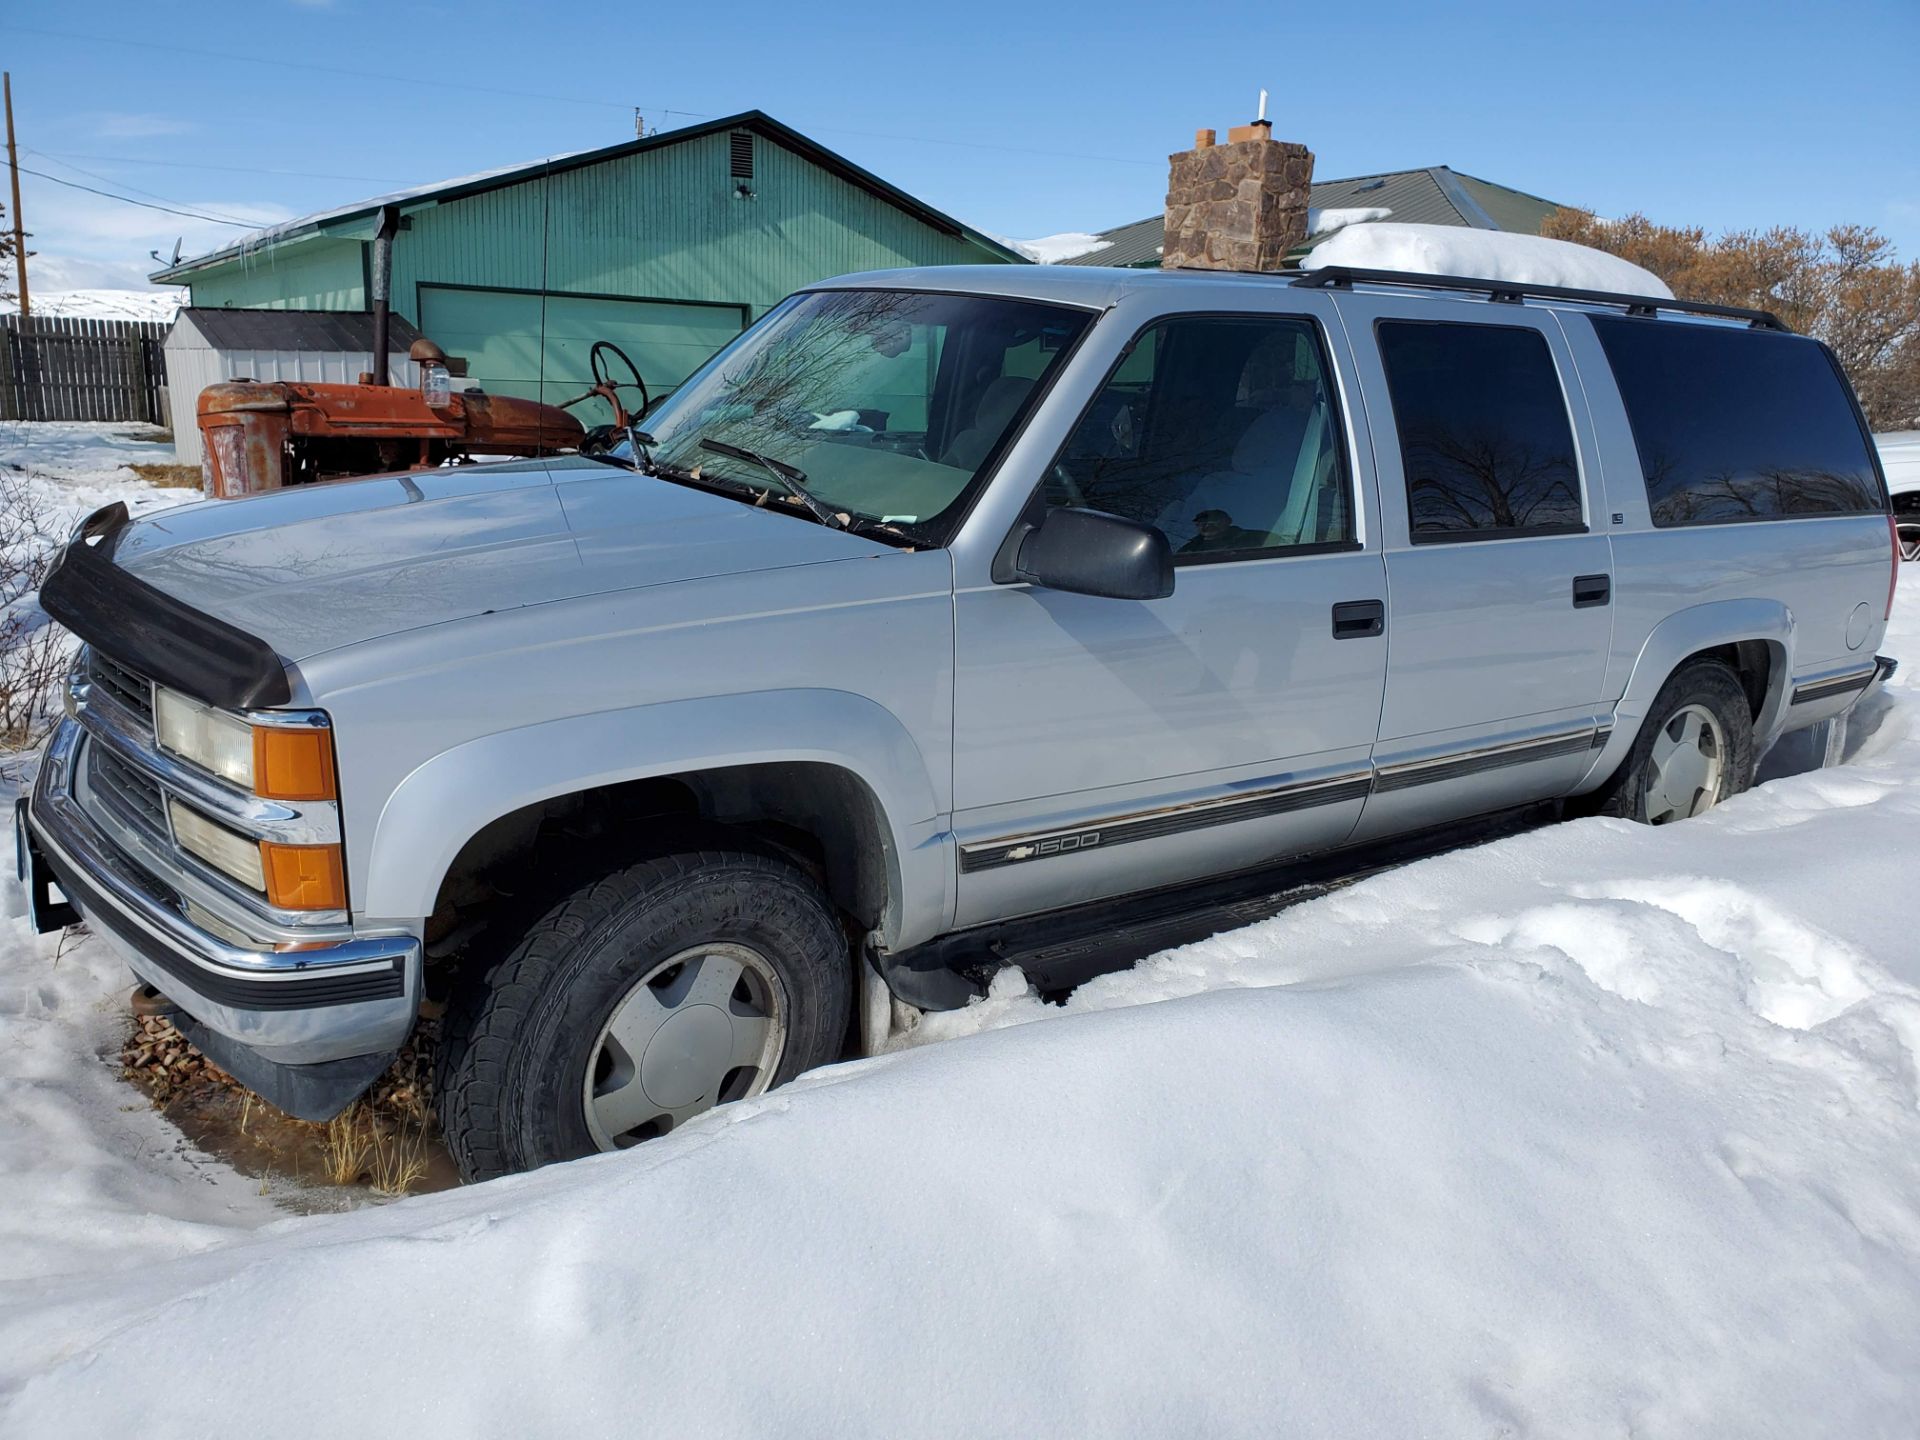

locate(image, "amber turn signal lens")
[[262, 842, 346, 910], [252, 725, 337, 802]]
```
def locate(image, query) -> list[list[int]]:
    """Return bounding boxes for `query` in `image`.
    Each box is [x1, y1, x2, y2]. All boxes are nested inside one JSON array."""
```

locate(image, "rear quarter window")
[[1590, 317, 1886, 527]]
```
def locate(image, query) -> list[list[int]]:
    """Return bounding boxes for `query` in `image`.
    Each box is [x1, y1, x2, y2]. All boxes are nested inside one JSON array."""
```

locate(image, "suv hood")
[[112, 457, 894, 661]]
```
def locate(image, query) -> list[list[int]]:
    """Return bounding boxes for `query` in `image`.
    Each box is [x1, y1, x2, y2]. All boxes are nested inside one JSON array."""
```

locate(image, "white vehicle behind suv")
[[1881, 431, 1920, 560]]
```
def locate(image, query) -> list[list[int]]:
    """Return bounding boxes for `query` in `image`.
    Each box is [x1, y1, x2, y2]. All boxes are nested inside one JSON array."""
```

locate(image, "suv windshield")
[[635, 288, 1091, 542]]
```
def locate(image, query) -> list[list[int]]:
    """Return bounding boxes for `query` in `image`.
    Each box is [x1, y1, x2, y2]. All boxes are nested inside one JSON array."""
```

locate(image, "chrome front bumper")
[[21, 718, 420, 1070]]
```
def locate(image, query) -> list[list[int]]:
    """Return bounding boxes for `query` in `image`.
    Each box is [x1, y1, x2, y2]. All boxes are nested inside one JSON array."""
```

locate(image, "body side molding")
[[962, 722, 1606, 871]]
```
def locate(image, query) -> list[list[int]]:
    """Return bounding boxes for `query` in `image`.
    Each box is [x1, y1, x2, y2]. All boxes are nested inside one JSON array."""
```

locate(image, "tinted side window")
[[1591, 318, 1884, 526], [1047, 315, 1354, 561], [1376, 321, 1583, 541]]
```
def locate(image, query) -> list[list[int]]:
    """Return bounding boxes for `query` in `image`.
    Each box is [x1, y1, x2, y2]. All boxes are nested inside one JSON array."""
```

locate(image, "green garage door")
[[418, 286, 747, 425]]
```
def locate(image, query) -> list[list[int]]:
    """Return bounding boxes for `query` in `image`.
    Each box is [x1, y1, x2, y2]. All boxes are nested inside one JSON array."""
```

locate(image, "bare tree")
[[1543, 209, 1920, 430], [0, 470, 75, 761]]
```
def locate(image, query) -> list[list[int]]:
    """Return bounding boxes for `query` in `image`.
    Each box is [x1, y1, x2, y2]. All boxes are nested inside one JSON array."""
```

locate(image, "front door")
[[950, 308, 1389, 928], [1330, 294, 1616, 841]]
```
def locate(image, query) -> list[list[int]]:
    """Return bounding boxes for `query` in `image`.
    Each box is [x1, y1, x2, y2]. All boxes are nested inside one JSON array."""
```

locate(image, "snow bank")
[[1303, 221, 1675, 298], [1, 428, 1918, 1435]]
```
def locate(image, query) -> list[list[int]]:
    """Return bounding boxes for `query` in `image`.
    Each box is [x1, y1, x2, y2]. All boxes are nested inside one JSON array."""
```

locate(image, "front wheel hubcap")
[[1642, 703, 1726, 825], [583, 943, 786, 1150]]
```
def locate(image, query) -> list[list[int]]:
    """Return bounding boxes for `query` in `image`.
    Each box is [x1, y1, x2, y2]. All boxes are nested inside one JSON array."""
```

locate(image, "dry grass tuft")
[[127, 462, 203, 489], [323, 1106, 374, 1186]]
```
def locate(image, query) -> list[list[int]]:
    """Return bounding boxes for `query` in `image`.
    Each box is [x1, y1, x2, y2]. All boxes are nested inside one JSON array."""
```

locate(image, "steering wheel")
[[1050, 461, 1089, 509], [591, 341, 649, 414], [559, 340, 650, 431]]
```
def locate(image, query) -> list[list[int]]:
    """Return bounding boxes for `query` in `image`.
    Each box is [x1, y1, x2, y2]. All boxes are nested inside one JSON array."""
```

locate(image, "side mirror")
[[1015, 506, 1173, 601]]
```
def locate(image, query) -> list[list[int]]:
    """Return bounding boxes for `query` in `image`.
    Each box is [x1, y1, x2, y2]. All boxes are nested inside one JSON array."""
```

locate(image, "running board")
[[875, 803, 1555, 1011]]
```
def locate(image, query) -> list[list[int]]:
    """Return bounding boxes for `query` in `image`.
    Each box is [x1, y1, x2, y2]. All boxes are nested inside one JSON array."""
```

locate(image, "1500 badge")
[[1001, 831, 1101, 864]]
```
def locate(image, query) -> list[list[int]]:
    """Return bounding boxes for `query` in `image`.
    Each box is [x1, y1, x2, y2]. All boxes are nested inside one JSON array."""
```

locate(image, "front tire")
[[439, 850, 852, 1183], [1591, 659, 1755, 825]]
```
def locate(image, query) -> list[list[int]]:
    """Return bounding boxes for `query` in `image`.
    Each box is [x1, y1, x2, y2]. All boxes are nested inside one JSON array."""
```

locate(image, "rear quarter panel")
[[1555, 311, 1891, 751]]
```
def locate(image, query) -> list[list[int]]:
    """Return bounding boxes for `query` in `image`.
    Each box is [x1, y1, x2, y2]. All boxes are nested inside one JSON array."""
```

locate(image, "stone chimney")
[[1161, 118, 1314, 272]]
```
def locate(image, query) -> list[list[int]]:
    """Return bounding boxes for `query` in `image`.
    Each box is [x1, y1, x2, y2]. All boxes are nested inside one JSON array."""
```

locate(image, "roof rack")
[[1292, 265, 1789, 332]]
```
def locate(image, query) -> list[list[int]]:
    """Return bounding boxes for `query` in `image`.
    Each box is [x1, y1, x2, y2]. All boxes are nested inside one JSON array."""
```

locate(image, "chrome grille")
[[88, 650, 154, 727], [90, 744, 169, 839]]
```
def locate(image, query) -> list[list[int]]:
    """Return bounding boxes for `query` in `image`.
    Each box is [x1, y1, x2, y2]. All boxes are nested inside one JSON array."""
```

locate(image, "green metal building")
[[152, 112, 1023, 407]]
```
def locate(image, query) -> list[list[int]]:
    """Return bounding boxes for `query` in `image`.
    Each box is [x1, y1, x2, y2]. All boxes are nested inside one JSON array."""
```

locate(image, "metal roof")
[[153, 111, 1025, 283], [173, 308, 423, 352], [1064, 166, 1565, 267]]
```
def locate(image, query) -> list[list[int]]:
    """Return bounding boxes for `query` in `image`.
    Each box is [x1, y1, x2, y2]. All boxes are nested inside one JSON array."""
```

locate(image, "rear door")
[[1331, 293, 1615, 840]]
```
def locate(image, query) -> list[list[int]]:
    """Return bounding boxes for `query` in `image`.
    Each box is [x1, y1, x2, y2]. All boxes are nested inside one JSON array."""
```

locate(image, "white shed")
[[164, 309, 425, 465]]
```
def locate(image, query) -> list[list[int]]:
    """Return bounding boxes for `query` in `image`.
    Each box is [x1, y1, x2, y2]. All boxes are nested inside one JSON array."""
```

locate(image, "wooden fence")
[[0, 316, 170, 425]]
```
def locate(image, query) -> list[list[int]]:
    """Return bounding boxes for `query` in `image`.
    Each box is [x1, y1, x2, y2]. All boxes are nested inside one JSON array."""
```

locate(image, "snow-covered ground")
[[0, 421, 198, 525], [0, 290, 184, 323], [1, 424, 1918, 1436]]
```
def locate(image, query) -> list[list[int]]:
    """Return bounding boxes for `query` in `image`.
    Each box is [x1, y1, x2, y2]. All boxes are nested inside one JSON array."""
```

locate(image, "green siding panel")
[[391, 130, 1004, 332], [183, 126, 1011, 409], [418, 285, 744, 421], [186, 238, 365, 310]]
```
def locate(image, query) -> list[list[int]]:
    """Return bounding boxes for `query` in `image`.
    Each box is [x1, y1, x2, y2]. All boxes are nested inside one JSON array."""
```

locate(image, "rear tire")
[[438, 850, 851, 1183], [1589, 659, 1755, 824]]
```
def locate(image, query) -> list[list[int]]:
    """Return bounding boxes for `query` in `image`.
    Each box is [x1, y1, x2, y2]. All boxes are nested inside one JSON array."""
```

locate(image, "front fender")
[[361, 688, 952, 949], [1577, 598, 1794, 789]]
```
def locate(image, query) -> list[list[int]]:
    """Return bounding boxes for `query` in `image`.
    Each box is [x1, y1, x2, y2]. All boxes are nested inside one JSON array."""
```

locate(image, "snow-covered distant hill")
[[2, 289, 184, 323]]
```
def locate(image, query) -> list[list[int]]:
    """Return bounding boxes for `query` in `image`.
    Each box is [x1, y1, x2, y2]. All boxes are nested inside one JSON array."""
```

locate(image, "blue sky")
[[3, 0, 1916, 292]]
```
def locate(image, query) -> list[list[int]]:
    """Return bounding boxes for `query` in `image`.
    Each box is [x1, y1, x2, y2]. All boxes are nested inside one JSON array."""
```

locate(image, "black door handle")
[[1331, 599, 1385, 639], [1572, 574, 1610, 608]]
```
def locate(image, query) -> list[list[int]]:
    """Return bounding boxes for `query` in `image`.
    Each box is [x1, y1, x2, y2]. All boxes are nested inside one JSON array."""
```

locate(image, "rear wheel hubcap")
[[1642, 703, 1726, 825], [583, 943, 786, 1150]]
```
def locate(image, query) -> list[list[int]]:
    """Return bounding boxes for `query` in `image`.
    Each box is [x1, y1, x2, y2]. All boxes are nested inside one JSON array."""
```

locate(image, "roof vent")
[[730, 131, 754, 180]]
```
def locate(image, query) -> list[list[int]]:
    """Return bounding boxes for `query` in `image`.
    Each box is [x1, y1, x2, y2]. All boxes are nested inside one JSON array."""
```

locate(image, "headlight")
[[166, 798, 347, 910], [154, 687, 337, 801], [155, 688, 254, 787], [168, 797, 266, 891]]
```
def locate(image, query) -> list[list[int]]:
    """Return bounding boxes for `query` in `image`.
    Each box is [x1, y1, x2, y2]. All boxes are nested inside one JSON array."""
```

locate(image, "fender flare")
[[1578, 598, 1795, 789], [359, 688, 952, 949]]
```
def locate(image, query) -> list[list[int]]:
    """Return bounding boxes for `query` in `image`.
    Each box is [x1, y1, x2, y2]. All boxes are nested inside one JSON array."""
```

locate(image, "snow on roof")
[[1307, 205, 1392, 237], [219, 151, 601, 257], [1302, 221, 1674, 298], [1007, 232, 1113, 264]]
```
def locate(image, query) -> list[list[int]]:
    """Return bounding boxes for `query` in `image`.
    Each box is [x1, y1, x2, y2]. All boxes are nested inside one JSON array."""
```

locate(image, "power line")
[[0, 23, 1158, 171], [28, 148, 410, 186], [24, 148, 242, 214], [15, 164, 260, 227], [0, 23, 681, 114]]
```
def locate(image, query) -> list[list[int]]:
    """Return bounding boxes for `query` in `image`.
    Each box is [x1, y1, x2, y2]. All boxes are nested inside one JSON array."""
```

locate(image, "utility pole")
[[5, 72, 28, 318]]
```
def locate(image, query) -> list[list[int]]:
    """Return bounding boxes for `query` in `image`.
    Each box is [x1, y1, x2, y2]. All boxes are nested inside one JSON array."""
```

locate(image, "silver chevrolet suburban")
[[15, 264, 1899, 1181]]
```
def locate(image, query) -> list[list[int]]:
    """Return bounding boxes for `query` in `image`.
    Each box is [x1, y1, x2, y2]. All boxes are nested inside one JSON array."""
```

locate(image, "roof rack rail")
[[1292, 265, 1789, 332]]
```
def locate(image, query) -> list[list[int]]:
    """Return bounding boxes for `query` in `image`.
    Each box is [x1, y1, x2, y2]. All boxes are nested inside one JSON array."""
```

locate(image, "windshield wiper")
[[699, 438, 846, 529]]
